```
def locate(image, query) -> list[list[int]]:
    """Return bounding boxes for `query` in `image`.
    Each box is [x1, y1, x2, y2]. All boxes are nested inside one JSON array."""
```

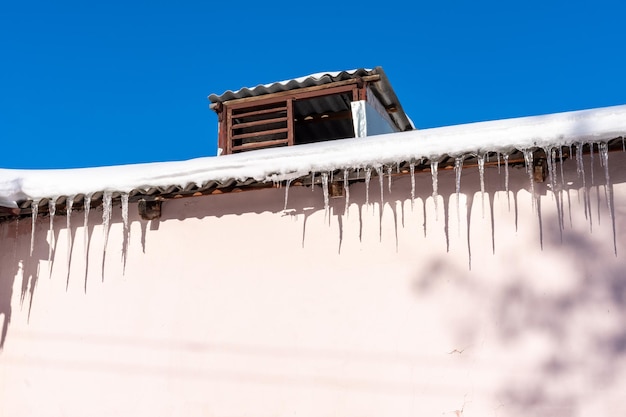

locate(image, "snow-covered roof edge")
[[2, 104, 626, 209]]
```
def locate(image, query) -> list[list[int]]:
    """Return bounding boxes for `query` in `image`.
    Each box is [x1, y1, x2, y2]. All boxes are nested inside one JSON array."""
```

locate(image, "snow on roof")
[[2, 104, 626, 209]]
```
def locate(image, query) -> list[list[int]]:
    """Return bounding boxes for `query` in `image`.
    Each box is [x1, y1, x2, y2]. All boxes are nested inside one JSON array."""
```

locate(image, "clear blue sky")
[[2, 0, 625, 169]]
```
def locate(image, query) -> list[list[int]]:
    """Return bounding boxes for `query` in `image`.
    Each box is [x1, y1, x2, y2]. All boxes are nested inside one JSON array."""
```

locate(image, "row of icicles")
[[28, 191, 130, 278], [27, 140, 621, 277]]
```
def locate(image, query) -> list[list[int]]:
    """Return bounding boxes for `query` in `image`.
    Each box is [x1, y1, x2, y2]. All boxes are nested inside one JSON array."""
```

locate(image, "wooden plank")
[[233, 105, 287, 119], [218, 115, 228, 153], [231, 127, 288, 141], [223, 75, 380, 108], [295, 110, 352, 124], [282, 83, 356, 101], [287, 98, 294, 146], [232, 116, 288, 130], [231, 138, 289, 151], [225, 107, 233, 155]]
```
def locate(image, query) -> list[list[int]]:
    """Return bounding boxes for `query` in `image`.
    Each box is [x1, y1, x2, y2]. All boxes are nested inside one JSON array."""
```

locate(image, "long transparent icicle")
[[431, 161, 439, 220], [30, 200, 39, 256], [599, 142, 617, 255], [558, 147, 566, 192], [387, 166, 393, 193], [477, 154, 486, 218], [576, 143, 592, 230], [121, 192, 130, 246], [283, 179, 292, 211], [102, 191, 113, 255], [83, 194, 92, 266], [523, 150, 536, 211], [589, 143, 595, 187], [376, 166, 384, 212], [48, 198, 57, 276], [454, 157, 464, 233], [503, 154, 510, 210], [409, 161, 416, 209], [120, 193, 130, 271], [364, 168, 371, 206], [560, 147, 573, 228], [321, 173, 329, 220], [66, 196, 74, 277], [545, 147, 563, 240], [121, 193, 129, 237], [343, 170, 350, 216]]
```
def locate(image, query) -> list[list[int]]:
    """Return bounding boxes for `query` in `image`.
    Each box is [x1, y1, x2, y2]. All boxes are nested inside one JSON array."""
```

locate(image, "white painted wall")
[[2, 151, 626, 417]]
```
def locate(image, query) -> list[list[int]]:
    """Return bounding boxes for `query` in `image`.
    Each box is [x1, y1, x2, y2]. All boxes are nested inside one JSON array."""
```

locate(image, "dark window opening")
[[293, 93, 355, 145]]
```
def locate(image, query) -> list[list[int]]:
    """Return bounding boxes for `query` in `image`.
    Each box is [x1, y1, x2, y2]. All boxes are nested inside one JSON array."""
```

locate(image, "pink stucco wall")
[[2, 152, 626, 416]]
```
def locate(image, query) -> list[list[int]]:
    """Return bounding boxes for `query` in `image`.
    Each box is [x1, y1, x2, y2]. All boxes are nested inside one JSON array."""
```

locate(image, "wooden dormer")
[[209, 67, 413, 155]]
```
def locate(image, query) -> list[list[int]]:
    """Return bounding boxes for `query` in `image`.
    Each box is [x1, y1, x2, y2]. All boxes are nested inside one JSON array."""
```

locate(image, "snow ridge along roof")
[[1, 104, 626, 216]]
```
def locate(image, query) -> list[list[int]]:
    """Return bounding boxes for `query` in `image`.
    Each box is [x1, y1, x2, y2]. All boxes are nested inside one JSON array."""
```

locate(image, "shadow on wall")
[[411, 151, 626, 415], [0, 219, 50, 350], [413, 218, 626, 415], [0, 205, 156, 350]]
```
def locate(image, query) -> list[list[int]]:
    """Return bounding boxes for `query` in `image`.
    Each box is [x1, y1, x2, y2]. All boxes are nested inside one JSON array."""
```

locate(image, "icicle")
[[545, 148, 555, 193], [364, 167, 372, 206], [599, 142, 617, 254], [343, 170, 350, 216], [66, 196, 75, 275], [503, 154, 510, 210], [30, 200, 39, 256], [558, 147, 565, 191], [311, 172, 315, 191], [545, 147, 563, 239], [283, 179, 292, 210], [576, 143, 592, 230], [375, 166, 384, 212], [387, 166, 393, 193], [409, 161, 416, 210], [523, 149, 536, 211], [102, 191, 112, 256], [560, 147, 573, 228], [477, 154, 486, 218], [430, 161, 439, 220], [497, 152, 501, 174], [454, 156, 464, 231], [375, 166, 384, 242], [589, 143, 595, 187], [575, 143, 584, 177], [48, 198, 57, 275], [321, 173, 329, 219], [83, 194, 92, 266], [121, 192, 129, 242], [622, 136, 625, 152]]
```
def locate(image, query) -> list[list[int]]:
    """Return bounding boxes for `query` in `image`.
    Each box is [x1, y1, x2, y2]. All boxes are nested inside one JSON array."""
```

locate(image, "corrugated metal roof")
[[208, 67, 414, 133], [208, 69, 374, 103]]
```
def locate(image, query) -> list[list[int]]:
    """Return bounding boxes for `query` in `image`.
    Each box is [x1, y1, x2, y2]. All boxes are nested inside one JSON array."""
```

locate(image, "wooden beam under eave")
[[295, 110, 352, 124]]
